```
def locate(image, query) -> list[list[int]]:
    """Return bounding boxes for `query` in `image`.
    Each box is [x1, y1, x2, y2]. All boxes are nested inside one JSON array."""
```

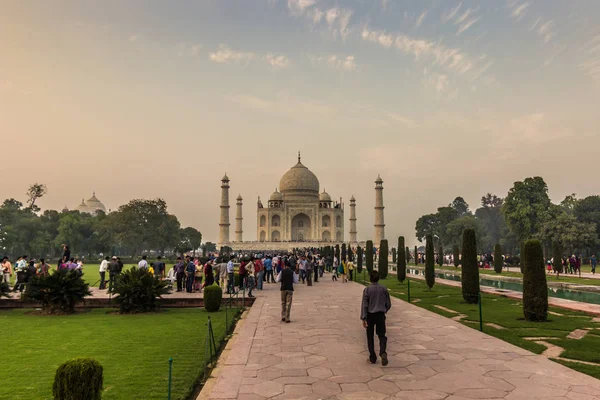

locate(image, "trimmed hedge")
[[405, 246, 411, 264], [425, 234, 435, 290], [392, 247, 397, 264], [522, 239, 548, 322], [341, 243, 347, 263], [366, 240, 374, 273], [53, 358, 103, 400], [378, 239, 389, 279], [397, 237, 406, 283], [357, 246, 363, 273], [414, 246, 418, 265], [453, 245, 460, 268], [204, 284, 223, 312], [461, 229, 480, 304], [494, 243, 503, 273], [553, 241, 563, 274]]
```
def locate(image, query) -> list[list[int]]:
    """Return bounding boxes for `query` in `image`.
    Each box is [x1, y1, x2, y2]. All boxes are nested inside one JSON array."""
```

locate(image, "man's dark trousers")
[[176, 272, 185, 291], [227, 272, 235, 294], [366, 312, 387, 362], [99, 271, 106, 289], [186, 274, 194, 293], [314, 268, 318, 282], [108, 272, 118, 292]]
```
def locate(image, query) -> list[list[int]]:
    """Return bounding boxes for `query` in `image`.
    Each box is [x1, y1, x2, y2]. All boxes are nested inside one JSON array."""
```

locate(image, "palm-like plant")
[[112, 268, 171, 313], [26, 269, 91, 314]]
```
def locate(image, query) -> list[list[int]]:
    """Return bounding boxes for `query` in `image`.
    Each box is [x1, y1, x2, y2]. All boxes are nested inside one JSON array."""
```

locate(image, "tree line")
[[415, 176, 600, 256], [0, 185, 206, 260]]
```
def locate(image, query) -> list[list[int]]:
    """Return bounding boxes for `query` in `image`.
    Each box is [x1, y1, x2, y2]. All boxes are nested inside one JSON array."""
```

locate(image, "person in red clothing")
[[238, 259, 247, 290]]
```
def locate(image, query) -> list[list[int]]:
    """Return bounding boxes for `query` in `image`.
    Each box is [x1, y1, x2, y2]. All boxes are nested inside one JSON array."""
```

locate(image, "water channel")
[[407, 268, 600, 306]]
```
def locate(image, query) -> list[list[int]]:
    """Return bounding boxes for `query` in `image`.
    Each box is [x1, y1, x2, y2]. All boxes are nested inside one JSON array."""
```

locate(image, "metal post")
[[168, 357, 173, 400], [407, 279, 411, 303], [478, 292, 483, 332]]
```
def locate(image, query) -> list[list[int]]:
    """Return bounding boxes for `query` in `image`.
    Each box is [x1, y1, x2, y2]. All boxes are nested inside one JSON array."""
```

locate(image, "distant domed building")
[[75, 192, 107, 215]]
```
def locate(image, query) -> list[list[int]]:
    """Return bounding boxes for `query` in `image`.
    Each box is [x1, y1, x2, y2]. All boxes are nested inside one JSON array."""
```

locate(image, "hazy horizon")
[[2, 0, 599, 246]]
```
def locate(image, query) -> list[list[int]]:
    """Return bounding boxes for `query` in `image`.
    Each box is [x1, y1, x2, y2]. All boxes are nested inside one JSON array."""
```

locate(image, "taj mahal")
[[218, 153, 386, 251]]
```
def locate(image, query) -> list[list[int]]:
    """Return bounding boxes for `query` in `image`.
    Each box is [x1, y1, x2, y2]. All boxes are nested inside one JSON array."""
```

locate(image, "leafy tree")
[[425, 234, 435, 290], [461, 229, 479, 304], [445, 216, 483, 249], [450, 196, 471, 216], [26, 183, 47, 211], [538, 205, 598, 254], [503, 177, 551, 242], [366, 240, 374, 273], [493, 243, 503, 273], [378, 239, 388, 279], [414, 245, 418, 265], [202, 242, 217, 254], [397, 237, 406, 283], [175, 227, 202, 256], [437, 245, 443, 267], [475, 194, 511, 252], [522, 239, 548, 321], [453, 244, 460, 268], [357, 246, 363, 273]]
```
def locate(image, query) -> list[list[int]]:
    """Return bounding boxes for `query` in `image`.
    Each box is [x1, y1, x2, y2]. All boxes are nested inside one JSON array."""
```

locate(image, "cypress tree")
[[405, 246, 411, 264], [553, 241, 563, 277], [341, 243, 347, 262], [522, 239, 548, 321], [397, 237, 406, 283], [453, 244, 460, 268], [494, 243, 503, 273], [335, 244, 340, 263], [461, 229, 479, 304], [414, 246, 419, 265], [392, 247, 397, 263], [366, 240, 374, 273], [379, 240, 389, 279], [357, 246, 363, 273], [425, 234, 435, 290], [438, 245, 444, 267]]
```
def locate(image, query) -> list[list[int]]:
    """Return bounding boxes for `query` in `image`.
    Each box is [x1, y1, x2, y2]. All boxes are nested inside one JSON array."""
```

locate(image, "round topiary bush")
[[522, 239, 548, 322], [53, 358, 103, 400], [461, 228, 480, 304], [204, 284, 223, 312], [425, 234, 435, 290]]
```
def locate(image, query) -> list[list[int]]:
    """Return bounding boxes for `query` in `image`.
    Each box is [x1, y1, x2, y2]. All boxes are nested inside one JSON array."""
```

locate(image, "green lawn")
[[0, 308, 239, 400], [354, 273, 600, 378]]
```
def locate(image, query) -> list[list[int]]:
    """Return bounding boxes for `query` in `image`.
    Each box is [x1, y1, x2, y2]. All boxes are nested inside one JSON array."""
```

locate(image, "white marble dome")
[[85, 193, 107, 213], [319, 189, 332, 202], [269, 188, 284, 202], [279, 157, 320, 194]]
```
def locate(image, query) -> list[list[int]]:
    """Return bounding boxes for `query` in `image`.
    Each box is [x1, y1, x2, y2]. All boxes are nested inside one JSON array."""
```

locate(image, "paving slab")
[[199, 277, 600, 399]]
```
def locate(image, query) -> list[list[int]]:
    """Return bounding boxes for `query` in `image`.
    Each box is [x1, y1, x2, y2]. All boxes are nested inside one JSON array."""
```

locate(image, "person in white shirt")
[[138, 255, 148, 270], [226, 258, 235, 294], [99, 257, 109, 289]]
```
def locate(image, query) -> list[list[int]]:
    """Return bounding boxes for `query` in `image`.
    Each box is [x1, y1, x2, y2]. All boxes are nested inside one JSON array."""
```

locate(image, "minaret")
[[218, 173, 231, 247], [374, 175, 385, 244], [349, 195, 357, 243], [235, 194, 243, 242]]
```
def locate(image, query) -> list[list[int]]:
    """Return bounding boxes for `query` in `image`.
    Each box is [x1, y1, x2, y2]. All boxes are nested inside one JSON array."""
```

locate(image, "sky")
[[1, 0, 599, 246]]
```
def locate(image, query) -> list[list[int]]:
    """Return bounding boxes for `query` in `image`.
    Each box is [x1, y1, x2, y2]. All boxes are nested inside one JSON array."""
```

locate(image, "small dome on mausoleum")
[[319, 189, 332, 202], [270, 188, 284, 202]]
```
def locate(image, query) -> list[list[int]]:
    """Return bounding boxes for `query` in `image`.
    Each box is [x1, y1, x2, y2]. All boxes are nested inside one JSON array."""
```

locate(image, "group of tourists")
[[1, 255, 55, 292]]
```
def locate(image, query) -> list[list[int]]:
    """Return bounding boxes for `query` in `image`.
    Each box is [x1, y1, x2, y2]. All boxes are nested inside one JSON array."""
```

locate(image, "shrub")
[[425, 234, 435, 290], [453, 245, 460, 268], [366, 240, 374, 273], [461, 229, 479, 304], [414, 246, 418, 265], [112, 268, 170, 313], [53, 358, 103, 400], [1, 281, 10, 298], [26, 269, 91, 314], [522, 239, 548, 322], [405, 246, 411, 264], [204, 284, 223, 312], [357, 246, 363, 273], [397, 237, 406, 283], [438, 245, 444, 267], [494, 243, 503, 273], [553, 241, 563, 275], [378, 239, 389, 279]]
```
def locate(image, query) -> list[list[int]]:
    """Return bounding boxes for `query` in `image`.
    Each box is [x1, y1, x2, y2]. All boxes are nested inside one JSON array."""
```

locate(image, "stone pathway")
[[199, 277, 600, 399]]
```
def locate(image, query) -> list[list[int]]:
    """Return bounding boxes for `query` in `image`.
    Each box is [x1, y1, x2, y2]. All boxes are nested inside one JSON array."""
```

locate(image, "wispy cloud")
[[530, 17, 555, 43], [287, 0, 317, 16], [309, 54, 357, 71], [424, 72, 449, 93], [457, 16, 480, 35], [415, 10, 427, 28], [510, 2, 530, 21], [580, 35, 600, 83], [454, 7, 480, 35], [128, 34, 140, 42], [175, 43, 202, 57], [288, 2, 353, 40], [442, 2, 462, 23], [265, 54, 291, 70], [226, 92, 337, 121], [361, 27, 486, 77], [209, 44, 255, 64]]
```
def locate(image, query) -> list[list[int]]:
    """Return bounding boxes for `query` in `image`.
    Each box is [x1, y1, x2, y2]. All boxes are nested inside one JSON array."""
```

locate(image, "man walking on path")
[[226, 257, 235, 294], [245, 257, 256, 298], [138, 255, 148, 270], [277, 261, 299, 323], [592, 255, 597, 274], [99, 256, 109, 289], [306, 256, 313, 286], [361, 270, 391, 366], [174, 257, 185, 292], [185, 256, 195, 293], [108, 256, 120, 291]]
